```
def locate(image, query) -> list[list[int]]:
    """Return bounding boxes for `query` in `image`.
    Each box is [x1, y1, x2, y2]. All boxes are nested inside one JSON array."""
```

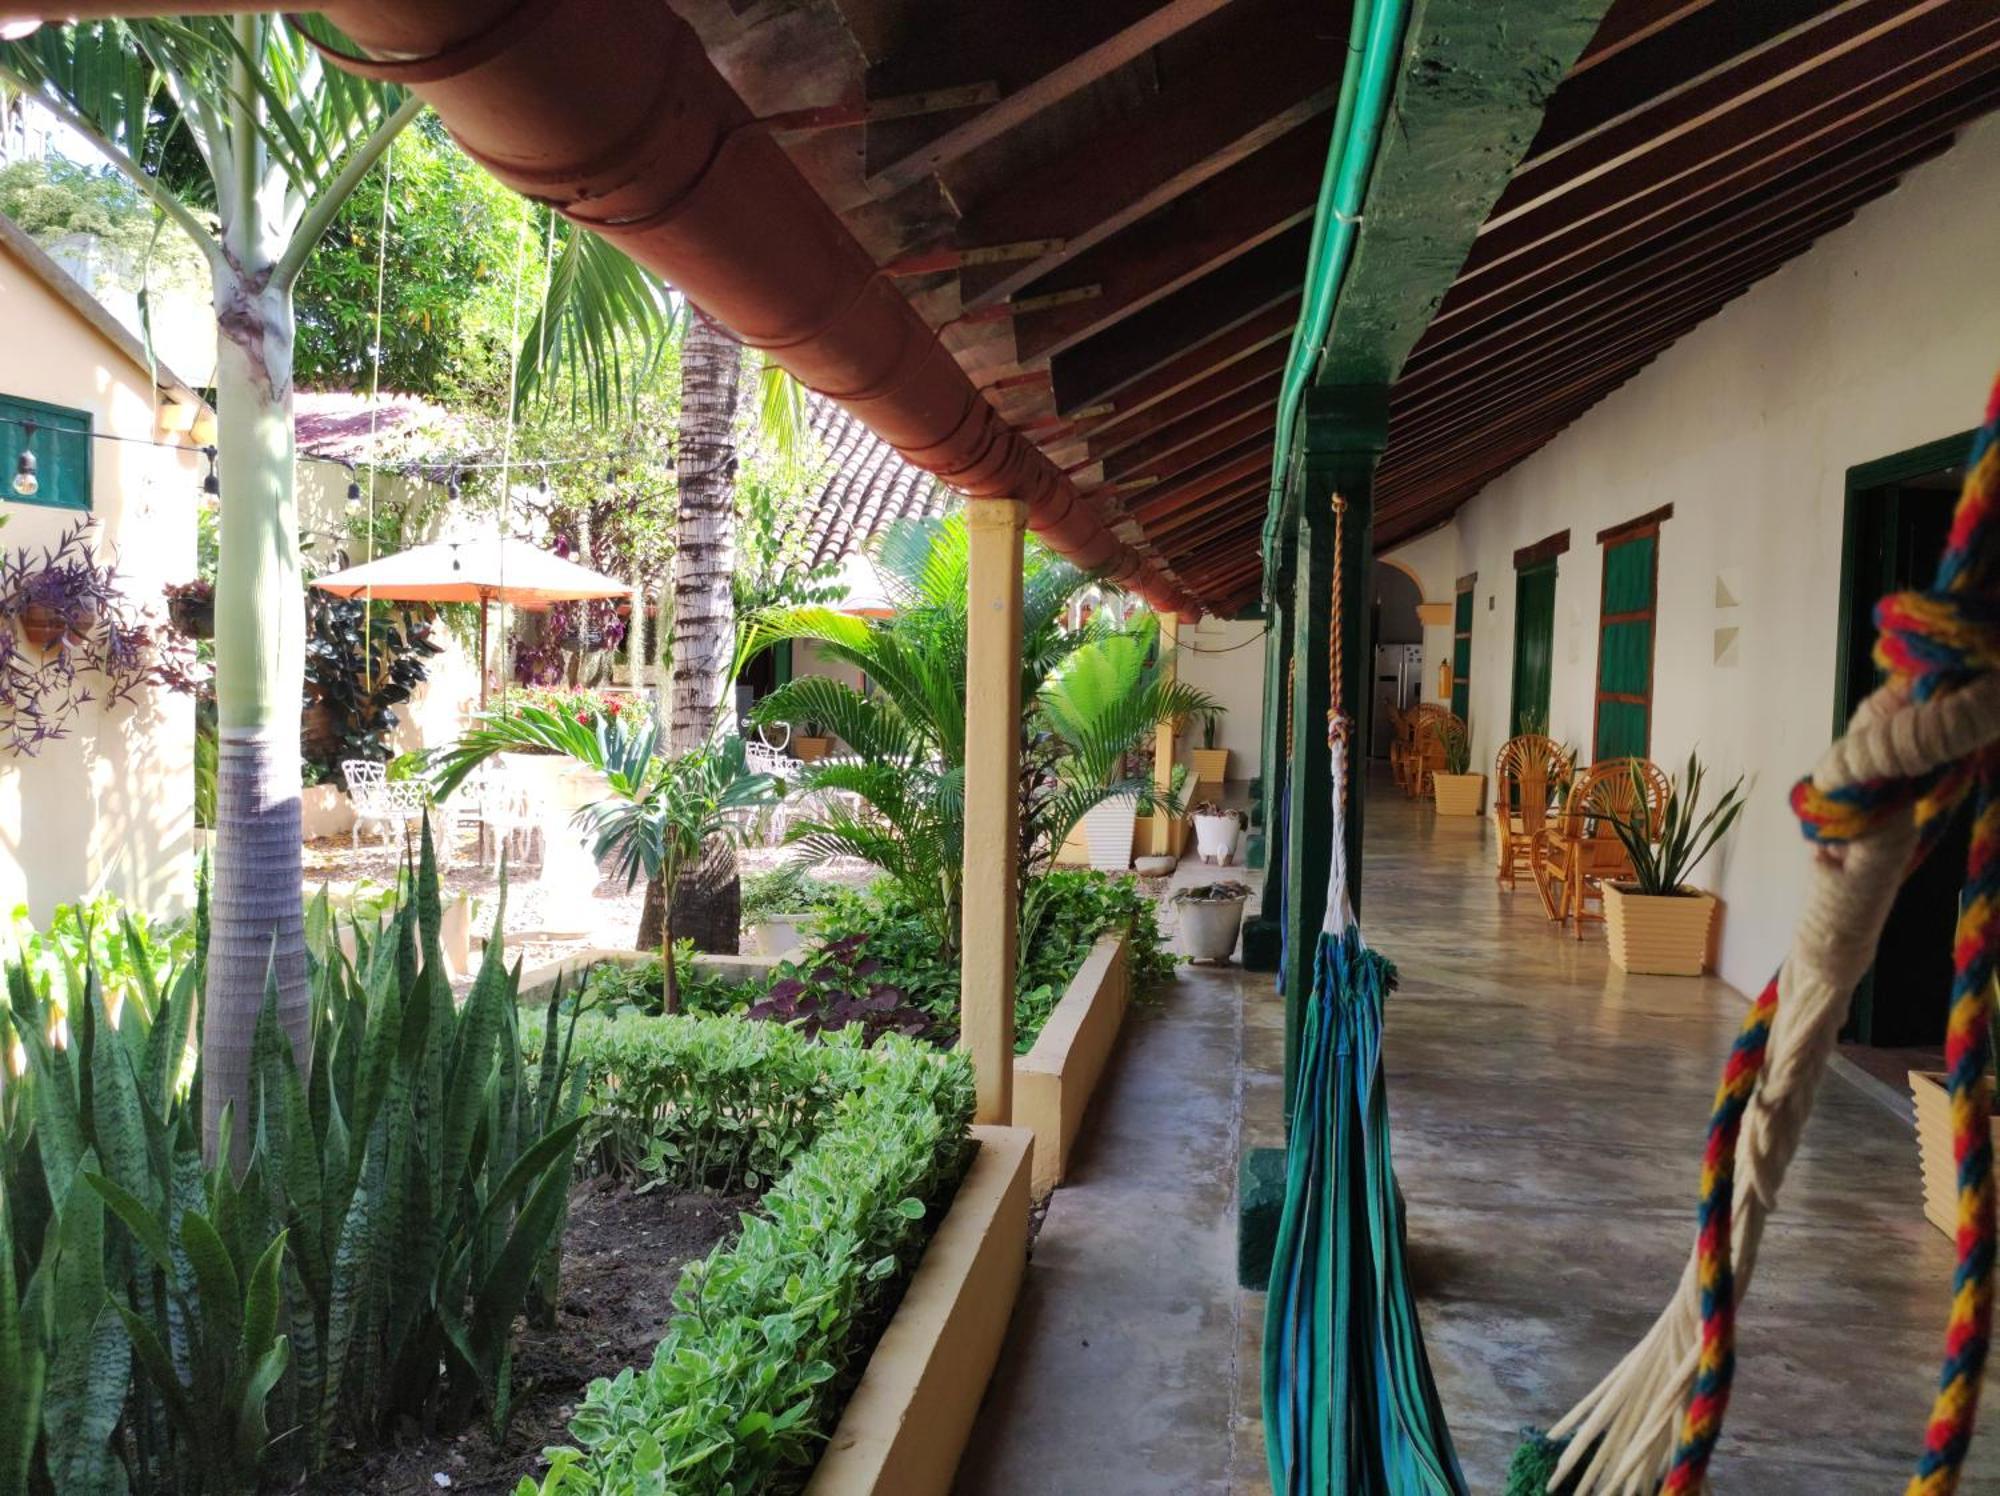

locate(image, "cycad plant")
[[433, 709, 779, 1011], [1608, 749, 1747, 896], [738, 515, 1216, 950]]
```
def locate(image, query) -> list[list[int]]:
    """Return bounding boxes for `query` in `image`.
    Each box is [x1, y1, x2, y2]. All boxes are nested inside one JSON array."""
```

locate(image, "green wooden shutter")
[[1510, 562, 1556, 736], [0, 394, 92, 513], [1450, 584, 1472, 721], [1593, 529, 1658, 760]]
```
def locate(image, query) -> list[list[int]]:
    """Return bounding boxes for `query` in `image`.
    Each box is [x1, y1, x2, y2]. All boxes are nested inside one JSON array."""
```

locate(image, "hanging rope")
[[359, 137, 393, 669], [1529, 377, 2000, 1495]]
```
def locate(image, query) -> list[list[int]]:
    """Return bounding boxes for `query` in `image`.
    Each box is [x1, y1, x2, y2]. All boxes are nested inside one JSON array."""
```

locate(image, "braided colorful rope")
[[1672, 377, 2000, 1494]]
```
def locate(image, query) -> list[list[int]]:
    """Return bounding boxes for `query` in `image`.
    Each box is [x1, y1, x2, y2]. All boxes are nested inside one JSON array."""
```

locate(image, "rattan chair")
[[1387, 706, 1414, 792], [1406, 705, 1458, 799], [1534, 755, 1670, 935], [1492, 734, 1573, 890]]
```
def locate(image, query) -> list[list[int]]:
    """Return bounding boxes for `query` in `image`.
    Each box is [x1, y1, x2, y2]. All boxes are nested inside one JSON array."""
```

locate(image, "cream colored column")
[[962, 499, 1027, 1126], [1150, 610, 1182, 856]]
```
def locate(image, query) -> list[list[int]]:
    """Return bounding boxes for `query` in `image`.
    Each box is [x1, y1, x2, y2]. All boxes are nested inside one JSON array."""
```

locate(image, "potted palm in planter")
[[1429, 714, 1485, 816], [1604, 750, 1746, 975], [1190, 712, 1229, 787], [740, 864, 835, 956], [1174, 879, 1252, 963]]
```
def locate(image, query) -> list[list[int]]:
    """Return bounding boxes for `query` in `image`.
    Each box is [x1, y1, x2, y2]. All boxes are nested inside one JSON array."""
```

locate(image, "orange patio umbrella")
[[312, 535, 630, 706]]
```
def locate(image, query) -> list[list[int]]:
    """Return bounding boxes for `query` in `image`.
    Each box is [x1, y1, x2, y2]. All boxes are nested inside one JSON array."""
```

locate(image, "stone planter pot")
[[1079, 792, 1140, 872], [752, 914, 813, 957], [1192, 812, 1240, 865], [794, 735, 832, 762], [1177, 893, 1248, 964], [1910, 1070, 1998, 1237], [1432, 771, 1486, 817], [1190, 747, 1230, 785], [1603, 882, 1717, 975]]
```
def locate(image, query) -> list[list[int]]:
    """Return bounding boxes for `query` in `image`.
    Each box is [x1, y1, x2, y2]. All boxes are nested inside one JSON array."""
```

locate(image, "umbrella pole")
[[479, 593, 490, 709]]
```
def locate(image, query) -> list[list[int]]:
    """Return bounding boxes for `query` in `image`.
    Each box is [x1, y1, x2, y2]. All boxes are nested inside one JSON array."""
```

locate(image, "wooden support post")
[[1150, 610, 1181, 857], [962, 499, 1027, 1126]]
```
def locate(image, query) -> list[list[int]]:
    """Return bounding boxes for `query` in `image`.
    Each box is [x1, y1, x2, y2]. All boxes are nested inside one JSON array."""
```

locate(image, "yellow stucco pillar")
[[962, 499, 1027, 1126], [1150, 610, 1181, 856]]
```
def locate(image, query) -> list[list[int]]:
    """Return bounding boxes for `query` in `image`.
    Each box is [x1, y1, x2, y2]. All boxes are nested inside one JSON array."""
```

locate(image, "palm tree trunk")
[[202, 264, 310, 1165], [641, 315, 745, 954]]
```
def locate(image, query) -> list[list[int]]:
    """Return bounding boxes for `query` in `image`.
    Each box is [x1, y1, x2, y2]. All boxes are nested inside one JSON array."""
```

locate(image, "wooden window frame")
[[0, 392, 93, 513], [1591, 509, 1669, 760]]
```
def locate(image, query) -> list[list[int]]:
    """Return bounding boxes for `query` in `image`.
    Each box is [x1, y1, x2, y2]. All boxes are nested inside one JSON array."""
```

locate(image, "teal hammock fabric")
[[1262, 924, 1466, 1495]]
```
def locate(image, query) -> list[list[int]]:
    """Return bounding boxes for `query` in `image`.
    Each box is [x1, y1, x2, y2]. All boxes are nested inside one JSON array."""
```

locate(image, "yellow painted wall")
[[0, 237, 200, 923]]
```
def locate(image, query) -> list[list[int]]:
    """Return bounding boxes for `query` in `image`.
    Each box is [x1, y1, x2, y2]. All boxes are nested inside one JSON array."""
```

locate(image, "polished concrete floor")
[[959, 778, 1995, 1493]]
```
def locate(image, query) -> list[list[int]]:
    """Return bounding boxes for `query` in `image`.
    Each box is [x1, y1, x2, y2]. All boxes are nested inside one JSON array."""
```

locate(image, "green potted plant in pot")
[[1429, 714, 1485, 816], [1190, 711, 1229, 787], [739, 864, 837, 956], [1604, 750, 1747, 975], [1191, 799, 1245, 865], [1173, 879, 1252, 963]]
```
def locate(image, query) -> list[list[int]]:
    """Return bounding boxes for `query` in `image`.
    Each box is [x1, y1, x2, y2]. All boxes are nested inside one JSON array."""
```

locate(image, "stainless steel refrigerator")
[[1370, 643, 1424, 758]]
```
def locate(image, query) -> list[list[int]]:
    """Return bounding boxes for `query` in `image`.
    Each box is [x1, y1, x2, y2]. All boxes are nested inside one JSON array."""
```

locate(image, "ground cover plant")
[[514, 1012, 975, 1495]]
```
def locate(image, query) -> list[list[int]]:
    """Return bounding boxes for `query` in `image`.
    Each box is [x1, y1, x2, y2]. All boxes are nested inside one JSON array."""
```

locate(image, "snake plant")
[[1608, 749, 1747, 896]]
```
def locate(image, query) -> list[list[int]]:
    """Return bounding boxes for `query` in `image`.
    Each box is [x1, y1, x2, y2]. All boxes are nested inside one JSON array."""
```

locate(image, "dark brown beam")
[[1469, 10, 2000, 276], [954, 0, 1347, 307], [1110, 401, 1278, 489], [863, 0, 1241, 198], [1406, 121, 1955, 375], [1010, 121, 1327, 359], [1143, 481, 1269, 550], [1069, 298, 1301, 423], [1051, 226, 1309, 412], [1130, 441, 1272, 524], [1104, 382, 1282, 481], [1423, 72, 2000, 345], [1569, 0, 1724, 75], [1083, 344, 1289, 459]]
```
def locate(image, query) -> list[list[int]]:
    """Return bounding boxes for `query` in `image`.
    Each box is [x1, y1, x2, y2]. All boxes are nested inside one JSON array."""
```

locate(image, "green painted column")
[[1280, 469, 1335, 1125], [1280, 387, 1387, 1126], [1242, 533, 1293, 973]]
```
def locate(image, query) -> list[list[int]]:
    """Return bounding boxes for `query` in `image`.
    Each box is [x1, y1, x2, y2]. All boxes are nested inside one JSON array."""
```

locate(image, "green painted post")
[[1280, 470, 1335, 1125], [1242, 532, 1293, 972]]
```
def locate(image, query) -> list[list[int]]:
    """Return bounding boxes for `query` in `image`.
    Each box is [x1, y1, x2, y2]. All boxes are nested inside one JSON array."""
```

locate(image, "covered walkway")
[[961, 779, 1986, 1493]]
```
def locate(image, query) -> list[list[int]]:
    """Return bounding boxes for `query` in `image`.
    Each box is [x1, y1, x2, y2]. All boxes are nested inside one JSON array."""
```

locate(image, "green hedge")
[[520, 1014, 975, 1495]]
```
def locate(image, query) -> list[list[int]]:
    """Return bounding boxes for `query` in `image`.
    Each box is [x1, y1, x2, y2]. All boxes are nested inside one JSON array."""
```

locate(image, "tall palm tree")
[[0, 18, 420, 1159]]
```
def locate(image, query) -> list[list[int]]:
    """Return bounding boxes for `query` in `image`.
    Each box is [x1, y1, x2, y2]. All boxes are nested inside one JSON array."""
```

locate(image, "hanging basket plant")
[[164, 578, 215, 639], [0, 522, 202, 755]]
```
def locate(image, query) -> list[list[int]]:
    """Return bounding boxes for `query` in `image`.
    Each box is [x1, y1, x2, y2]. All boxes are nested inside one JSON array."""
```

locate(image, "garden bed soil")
[[317, 1179, 754, 1495]]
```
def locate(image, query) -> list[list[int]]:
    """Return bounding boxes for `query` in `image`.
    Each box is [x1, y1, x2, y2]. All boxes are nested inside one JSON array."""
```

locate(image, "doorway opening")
[[1369, 561, 1423, 760], [1835, 431, 1972, 1070]]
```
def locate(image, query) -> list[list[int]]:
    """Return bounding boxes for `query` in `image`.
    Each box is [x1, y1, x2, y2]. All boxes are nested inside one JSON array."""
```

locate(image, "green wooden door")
[[1510, 561, 1555, 736], [1593, 532, 1657, 759], [1450, 585, 1472, 721]]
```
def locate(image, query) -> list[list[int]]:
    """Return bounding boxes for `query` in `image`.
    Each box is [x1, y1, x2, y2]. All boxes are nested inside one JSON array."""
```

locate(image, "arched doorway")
[[1369, 561, 1424, 758]]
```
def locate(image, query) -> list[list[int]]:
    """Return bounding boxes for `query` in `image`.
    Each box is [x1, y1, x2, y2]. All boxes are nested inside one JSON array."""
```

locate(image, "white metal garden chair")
[[341, 760, 427, 849]]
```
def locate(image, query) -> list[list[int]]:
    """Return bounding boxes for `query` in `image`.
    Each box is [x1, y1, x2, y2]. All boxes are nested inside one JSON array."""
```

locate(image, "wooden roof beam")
[[1050, 229, 1308, 412], [1010, 121, 1328, 360], [1095, 369, 1285, 472], [1107, 398, 1280, 488], [862, 0, 1242, 199], [951, 0, 1345, 308]]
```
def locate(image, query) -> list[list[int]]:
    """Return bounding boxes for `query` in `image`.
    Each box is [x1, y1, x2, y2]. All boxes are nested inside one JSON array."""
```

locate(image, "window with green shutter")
[[1450, 577, 1473, 721], [1592, 507, 1670, 761], [0, 393, 93, 513]]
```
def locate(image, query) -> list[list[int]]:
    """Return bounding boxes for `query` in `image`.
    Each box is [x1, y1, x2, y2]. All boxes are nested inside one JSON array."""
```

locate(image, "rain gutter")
[[1257, 0, 1410, 600]]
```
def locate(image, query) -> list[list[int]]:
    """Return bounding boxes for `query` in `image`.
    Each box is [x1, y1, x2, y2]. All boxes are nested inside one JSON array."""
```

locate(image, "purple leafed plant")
[[0, 521, 203, 755], [744, 932, 937, 1046]]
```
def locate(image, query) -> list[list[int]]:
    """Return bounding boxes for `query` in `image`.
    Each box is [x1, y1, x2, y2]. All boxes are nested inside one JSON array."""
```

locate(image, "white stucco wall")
[[1383, 112, 2000, 997], [1379, 525, 1460, 704], [0, 239, 200, 923], [1176, 614, 1268, 781]]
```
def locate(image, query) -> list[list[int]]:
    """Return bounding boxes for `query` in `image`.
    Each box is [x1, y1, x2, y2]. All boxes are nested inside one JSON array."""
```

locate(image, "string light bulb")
[[446, 468, 462, 502], [538, 465, 550, 497], [11, 423, 37, 497], [201, 445, 219, 498], [345, 464, 363, 508]]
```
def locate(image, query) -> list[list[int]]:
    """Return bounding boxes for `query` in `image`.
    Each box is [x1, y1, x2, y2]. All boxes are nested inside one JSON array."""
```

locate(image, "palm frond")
[[513, 225, 677, 420]]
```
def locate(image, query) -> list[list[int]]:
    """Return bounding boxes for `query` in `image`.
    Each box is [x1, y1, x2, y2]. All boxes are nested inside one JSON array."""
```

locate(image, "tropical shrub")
[[492, 684, 640, 736], [8, 894, 194, 1022], [1610, 750, 1748, 895], [745, 932, 938, 1045], [738, 864, 844, 926], [0, 832, 583, 1489], [301, 588, 442, 783], [520, 1019, 974, 1495], [574, 944, 760, 1021]]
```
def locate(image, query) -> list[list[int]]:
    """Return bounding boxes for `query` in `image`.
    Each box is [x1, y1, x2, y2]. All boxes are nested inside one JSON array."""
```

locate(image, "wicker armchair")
[[1406, 704, 1458, 799], [1534, 756, 1670, 935], [1492, 734, 1573, 890]]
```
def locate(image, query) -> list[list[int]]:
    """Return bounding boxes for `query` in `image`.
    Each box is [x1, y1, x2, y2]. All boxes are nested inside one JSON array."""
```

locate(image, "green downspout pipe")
[[1258, 0, 1407, 594]]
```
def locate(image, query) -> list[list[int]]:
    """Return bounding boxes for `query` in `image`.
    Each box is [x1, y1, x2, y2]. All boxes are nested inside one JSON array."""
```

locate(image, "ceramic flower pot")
[[1080, 792, 1140, 872], [1193, 812, 1240, 865], [1431, 771, 1486, 817], [793, 735, 832, 762], [753, 915, 813, 957], [17, 603, 68, 651], [1909, 1070, 2000, 1237], [1603, 882, 1717, 975], [1178, 893, 1248, 963]]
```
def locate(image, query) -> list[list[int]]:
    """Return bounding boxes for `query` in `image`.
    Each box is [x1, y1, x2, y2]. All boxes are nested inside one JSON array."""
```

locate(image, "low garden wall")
[[1014, 931, 1132, 1199]]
